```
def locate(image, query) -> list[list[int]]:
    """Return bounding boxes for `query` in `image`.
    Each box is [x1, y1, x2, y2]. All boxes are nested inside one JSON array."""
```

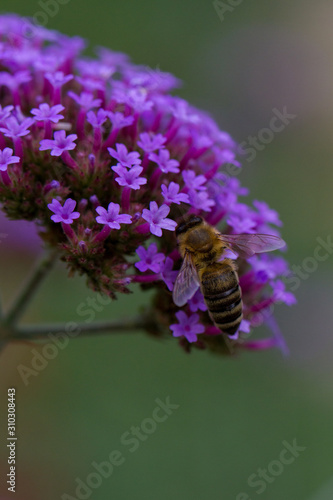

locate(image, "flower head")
[[0, 14, 293, 357], [188, 290, 208, 313]]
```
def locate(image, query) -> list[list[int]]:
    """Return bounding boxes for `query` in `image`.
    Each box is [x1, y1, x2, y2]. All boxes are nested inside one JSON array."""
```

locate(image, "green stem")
[[3, 249, 58, 328], [1, 315, 160, 341]]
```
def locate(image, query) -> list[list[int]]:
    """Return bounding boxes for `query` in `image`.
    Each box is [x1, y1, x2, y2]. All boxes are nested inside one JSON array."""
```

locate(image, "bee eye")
[[176, 215, 203, 236], [175, 222, 187, 236], [189, 216, 203, 226]]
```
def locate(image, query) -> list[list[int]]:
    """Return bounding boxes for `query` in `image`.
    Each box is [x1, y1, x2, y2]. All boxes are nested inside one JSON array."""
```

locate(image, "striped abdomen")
[[200, 260, 243, 336]]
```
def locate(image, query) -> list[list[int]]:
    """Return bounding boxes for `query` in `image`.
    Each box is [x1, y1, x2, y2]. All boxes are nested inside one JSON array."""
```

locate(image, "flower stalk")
[[2, 249, 58, 329], [0, 249, 161, 346], [0, 315, 160, 342]]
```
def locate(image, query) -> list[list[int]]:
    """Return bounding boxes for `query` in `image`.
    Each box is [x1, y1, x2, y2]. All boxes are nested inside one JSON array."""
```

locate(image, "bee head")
[[175, 215, 203, 236]]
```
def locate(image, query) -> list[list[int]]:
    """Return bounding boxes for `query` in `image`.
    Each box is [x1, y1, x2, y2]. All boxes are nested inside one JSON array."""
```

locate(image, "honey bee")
[[173, 215, 286, 336]]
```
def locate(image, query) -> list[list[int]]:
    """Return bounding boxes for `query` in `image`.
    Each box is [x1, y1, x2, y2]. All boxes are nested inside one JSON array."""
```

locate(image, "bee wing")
[[219, 233, 286, 258], [172, 252, 200, 307]]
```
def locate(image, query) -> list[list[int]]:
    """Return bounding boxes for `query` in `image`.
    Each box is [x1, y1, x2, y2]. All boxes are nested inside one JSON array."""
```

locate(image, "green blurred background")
[[0, 1, 332, 499]]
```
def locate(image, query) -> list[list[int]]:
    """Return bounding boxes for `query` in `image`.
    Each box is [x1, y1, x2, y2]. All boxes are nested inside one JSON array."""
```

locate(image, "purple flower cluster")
[[0, 14, 295, 355]]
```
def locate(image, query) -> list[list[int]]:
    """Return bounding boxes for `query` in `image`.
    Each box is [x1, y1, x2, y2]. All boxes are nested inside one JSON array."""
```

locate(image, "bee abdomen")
[[202, 266, 243, 336], [204, 283, 240, 311]]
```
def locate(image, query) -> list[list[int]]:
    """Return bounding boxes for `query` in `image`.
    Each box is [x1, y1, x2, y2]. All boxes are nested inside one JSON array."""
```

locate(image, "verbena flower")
[[161, 182, 189, 205], [137, 132, 166, 153], [0, 14, 295, 356], [141, 202, 177, 237], [171, 311, 205, 343], [45, 71, 73, 89], [148, 149, 180, 174], [95, 203, 132, 229], [0, 116, 34, 138], [31, 103, 65, 124], [160, 256, 178, 291], [135, 243, 165, 273], [48, 198, 80, 224], [188, 290, 208, 313], [108, 144, 141, 168], [0, 148, 20, 171], [111, 164, 147, 190]]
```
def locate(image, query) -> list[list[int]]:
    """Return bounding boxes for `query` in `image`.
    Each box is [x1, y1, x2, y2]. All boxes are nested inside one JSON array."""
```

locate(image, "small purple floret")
[[0, 116, 34, 138], [0, 148, 20, 171], [170, 311, 205, 343], [137, 132, 166, 153], [160, 257, 178, 291], [188, 290, 208, 313], [31, 103, 65, 123], [95, 202, 132, 229], [39, 130, 77, 156], [68, 91, 101, 110], [182, 170, 206, 191], [161, 182, 189, 205], [107, 112, 134, 130], [108, 143, 141, 168], [0, 105, 14, 123], [112, 164, 147, 190], [141, 201, 177, 237], [149, 149, 180, 173], [87, 109, 108, 128], [45, 71, 73, 88], [135, 243, 165, 273], [48, 198, 80, 224], [0, 14, 293, 355]]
